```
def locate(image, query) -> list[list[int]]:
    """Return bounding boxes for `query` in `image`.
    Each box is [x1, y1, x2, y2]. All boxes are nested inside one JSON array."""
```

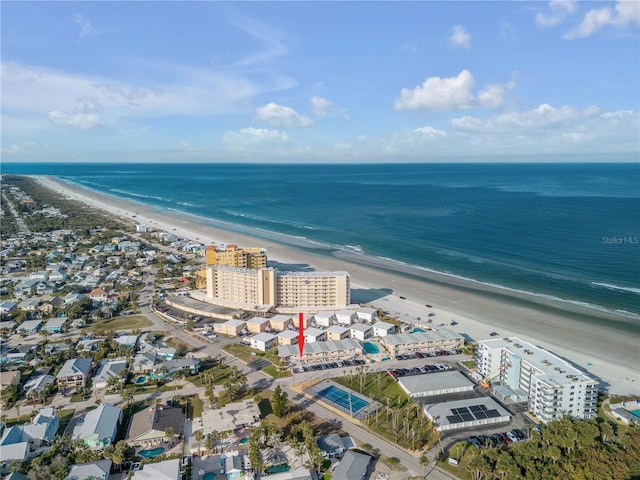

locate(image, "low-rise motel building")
[[279, 338, 363, 366], [205, 265, 350, 312], [246, 316, 270, 333], [477, 337, 598, 423], [381, 329, 464, 357]]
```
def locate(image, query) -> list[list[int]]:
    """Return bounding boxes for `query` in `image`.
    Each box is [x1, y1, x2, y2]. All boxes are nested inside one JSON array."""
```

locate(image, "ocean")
[[2, 162, 639, 317]]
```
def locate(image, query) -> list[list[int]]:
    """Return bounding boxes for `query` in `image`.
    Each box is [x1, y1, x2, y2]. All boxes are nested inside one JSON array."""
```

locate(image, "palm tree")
[[164, 427, 174, 446], [194, 430, 204, 456]]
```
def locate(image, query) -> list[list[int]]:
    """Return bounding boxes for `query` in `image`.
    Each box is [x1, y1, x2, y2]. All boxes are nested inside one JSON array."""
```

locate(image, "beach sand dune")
[[36, 175, 639, 396]]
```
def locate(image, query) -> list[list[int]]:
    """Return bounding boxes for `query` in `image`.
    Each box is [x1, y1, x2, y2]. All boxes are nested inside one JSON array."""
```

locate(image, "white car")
[[506, 431, 518, 443]]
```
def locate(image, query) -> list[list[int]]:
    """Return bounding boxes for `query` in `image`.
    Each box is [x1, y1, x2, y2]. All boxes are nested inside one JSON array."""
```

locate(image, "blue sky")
[[2, 1, 639, 162]]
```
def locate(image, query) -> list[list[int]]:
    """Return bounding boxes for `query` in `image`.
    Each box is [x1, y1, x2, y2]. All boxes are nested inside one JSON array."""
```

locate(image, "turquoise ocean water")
[[2, 162, 639, 317]]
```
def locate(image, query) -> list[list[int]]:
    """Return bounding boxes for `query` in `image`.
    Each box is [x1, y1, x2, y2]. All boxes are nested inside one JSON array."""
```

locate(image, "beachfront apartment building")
[[205, 265, 350, 311], [477, 337, 598, 423], [205, 244, 267, 269], [381, 329, 464, 356]]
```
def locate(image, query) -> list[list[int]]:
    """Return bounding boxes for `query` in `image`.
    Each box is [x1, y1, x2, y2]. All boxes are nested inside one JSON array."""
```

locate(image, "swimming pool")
[[239, 437, 249, 444], [629, 409, 640, 420], [138, 446, 165, 458], [413, 327, 425, 333], [265, 464, 291, 474], [317, 385, 369, 414], [134, 375, 147, 384], [202, 473, 217, 480], [362, 342, 380, 354]]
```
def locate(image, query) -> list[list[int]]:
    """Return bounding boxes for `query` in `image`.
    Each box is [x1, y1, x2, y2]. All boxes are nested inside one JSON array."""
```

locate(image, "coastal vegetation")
[[438, 417, 640, 480]]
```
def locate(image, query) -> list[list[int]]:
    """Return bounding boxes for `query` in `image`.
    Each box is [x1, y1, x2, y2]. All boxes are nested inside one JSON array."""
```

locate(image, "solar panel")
[[474, 411, 488, 420], [485, 410, 501, 418], [477, 404, 488, 411], [446, 415, 463, 424], [461, 413, 474, 422], [469, 405, 482, 412]]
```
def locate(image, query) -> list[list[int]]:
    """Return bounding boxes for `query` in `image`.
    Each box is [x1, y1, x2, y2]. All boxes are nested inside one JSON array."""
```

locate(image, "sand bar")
[[34, 175, 639, 395]]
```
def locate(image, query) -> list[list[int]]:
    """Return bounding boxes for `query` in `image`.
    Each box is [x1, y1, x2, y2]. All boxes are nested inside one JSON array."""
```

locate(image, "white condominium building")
[[477, 337, 598, 423], [206, 265, 350, 310]]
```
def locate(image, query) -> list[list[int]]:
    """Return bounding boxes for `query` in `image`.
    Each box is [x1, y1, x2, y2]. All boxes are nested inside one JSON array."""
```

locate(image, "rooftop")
[[481, 337, 596, 386], [398, 370, 475, 396]]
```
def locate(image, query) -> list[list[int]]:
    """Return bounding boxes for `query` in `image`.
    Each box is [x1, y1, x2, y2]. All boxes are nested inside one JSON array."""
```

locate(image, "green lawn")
[[223, 342, 264, 364], [437, 441, 474, 480], [86, 315, 153, 332], [189, 396, 203, 419], [56, 408, 76, 436], [262, 365, 291, 379]]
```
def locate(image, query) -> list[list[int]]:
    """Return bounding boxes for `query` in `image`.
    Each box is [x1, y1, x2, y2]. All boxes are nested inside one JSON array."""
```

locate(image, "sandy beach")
[[35, 175, 639, 396]]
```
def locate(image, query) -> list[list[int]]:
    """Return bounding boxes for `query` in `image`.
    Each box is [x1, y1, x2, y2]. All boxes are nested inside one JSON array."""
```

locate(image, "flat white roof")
[[398, 371, 475, 395], [480, 337, 596, 386], [253, 332, 276, 342], [383, 329, 463, 346], [278, 330, 299, 339]]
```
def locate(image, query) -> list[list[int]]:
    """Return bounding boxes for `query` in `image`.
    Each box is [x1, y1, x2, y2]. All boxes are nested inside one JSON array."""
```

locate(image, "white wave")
[[591, 282, 640, 295], [368, 255, 640, 319], [110, 188, 167, 202]]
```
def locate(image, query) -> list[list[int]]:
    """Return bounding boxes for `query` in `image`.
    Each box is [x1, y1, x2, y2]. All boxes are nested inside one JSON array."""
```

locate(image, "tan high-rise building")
[[205, 244, 267, 269], [205, 265, 350, 310]]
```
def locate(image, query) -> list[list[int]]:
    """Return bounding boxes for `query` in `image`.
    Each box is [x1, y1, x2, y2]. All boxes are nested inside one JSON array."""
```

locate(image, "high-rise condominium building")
[[205, 244, 267, 269], [477, 337, 598, 423], [205, 266, 350, 310]]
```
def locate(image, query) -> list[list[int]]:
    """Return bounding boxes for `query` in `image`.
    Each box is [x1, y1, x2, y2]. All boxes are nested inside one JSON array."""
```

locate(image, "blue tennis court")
[[317, 385, 369, 413]]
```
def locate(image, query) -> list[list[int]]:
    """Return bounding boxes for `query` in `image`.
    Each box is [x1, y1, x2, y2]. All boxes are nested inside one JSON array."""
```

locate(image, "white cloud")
[[451, 103, 602, 132], [311, 96, 332, 116], [413, 126, 447, 137], [223, 127, 289, 143], [449, 25, 471, 48], [256, 103, 313, 127], [564, 0, 640, 39], [1, 141, 38, 155], [74, 14, 99, 38], [394, 70, 513, 112], [536, 0, 577, 28], [48, 111, 106, 129]]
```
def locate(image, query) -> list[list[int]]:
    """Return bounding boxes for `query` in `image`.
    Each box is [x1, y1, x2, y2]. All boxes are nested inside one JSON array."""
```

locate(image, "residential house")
[[278, 339, 363, 366], [64, 293, 86, 305], [269, 314, 293, 331], [126, 403, 183, 447], [304, 327, 327, 343], [214, 320, 246, 337], [0, 408, 59, 465], [277, 329, 298, 346], [326, 325, 350, 341], [0, 321, 17, 334], [356, 308, 377, 323], [330, 450, 373, 480], [114, 335, 139, 350], [156, 358, 200, 377], [18, 298, 41, 313], [23, 374, 55, 399], [48, 270, 67, 283], [28, 271, 49, 281], [13, 279, 39, 297], [336, 310, 357, 326], [372, 321, 396, 337], [93, 359, 128, 391], [131, 353, 157, 374], [155, 346, 177, 361], [313, 312, 335, 328], [250, 332, 277, 352], [225, 455, 243, 479], [201, 399, 261, 435], [56, 358, 93, 389], [0, 300, 17, 314], [317, 433, 355, 457], [0, 371, 21, 392], [245, 316, 270, 334], [17, 320, 42, 335], [88, 288, 108, 303], [72, 403, 122, 449], [130, 458, 181, 480], [44, 316, 68, 333], [64, 459, 112, 480], [350, 323, 373, 341]]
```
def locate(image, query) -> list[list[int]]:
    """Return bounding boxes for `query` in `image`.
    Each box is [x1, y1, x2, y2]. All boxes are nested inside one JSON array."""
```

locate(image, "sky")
[[1, 1, 639, 163]]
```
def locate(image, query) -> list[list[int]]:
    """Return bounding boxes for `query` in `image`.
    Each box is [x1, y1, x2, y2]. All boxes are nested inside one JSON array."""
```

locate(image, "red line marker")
[[298, 312, 304, 357]]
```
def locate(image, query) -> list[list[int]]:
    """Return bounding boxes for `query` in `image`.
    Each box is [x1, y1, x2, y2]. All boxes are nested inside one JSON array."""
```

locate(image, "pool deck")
[[303, 379, 381, 421]]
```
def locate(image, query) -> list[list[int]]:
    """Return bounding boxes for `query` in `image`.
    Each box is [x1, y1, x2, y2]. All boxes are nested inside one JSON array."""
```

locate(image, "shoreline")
[[34, 175, 639, 395]]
